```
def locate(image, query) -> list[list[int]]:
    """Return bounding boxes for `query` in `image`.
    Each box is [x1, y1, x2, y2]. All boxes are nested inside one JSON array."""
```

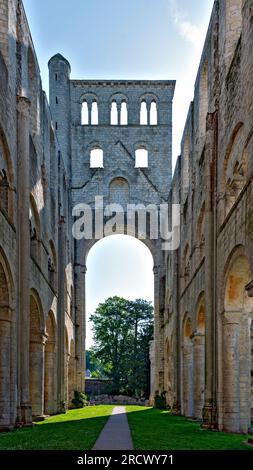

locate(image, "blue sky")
[[23, 0, 214, 348]]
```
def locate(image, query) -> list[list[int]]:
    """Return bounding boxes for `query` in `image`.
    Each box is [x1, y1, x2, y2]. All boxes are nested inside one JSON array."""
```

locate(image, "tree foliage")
[[90, 296, 153, 397]]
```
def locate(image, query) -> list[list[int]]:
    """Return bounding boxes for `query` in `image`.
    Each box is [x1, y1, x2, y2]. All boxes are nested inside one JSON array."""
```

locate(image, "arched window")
[[91, 101, 98, 125], [140, 101, 148, 125], [81, 101, 89, 125], [135, 148, 148, 168], [150, 101, 158, 125], [111, 101, 118, 125], [90, 148, 103, 168], [120, 101, 128, 125]]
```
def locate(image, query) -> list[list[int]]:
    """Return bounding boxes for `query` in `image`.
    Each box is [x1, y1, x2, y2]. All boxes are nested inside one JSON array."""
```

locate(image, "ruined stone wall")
[[0, 0, 77, 430], [164, 0, 253, 433]]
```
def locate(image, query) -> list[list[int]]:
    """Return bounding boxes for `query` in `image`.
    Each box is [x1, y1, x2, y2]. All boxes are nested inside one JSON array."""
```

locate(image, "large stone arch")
[[29, 289, 46, 417], [44, 310, 57, 415], [0, 247, 15, 430], [221, 245, 253, 433]]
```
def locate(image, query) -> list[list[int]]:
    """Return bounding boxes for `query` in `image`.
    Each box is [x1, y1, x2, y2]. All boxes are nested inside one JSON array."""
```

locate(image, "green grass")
[[126, 406, 253, 450], [0, 405, 114, 450], [0, 405, 252, 451]]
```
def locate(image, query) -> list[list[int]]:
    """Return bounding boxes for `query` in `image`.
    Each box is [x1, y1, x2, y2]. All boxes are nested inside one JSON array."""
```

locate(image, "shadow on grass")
[[0, 405, 114, 450], [0, 405, 252, 451], [125, 406, 253, 451]]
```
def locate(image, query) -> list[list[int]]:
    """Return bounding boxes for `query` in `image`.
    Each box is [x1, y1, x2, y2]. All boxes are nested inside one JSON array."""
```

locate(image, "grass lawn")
[[126, 406, 253, 450], [0, 405, 114, 450]]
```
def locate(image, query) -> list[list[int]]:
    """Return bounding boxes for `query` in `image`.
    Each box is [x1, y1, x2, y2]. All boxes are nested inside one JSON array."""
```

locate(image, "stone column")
[[222, 311, 240, 433], [239, 312, 251, 433], [29, 332, 47, 417], [16, 95, 32, 425], [88, 102, 92, 126], [44, 340, 56, 414], [74, 260, 86, 392], [57, 216, 66, 412], [147, 102, 151, 126], [173, 250, 181, 414], [153, 262, 165, 393], [193, 333, 205, 420], [182, 342, 194, 417], [117, 102, 121, 126], [202, 112, 218, 428], [0, 307, 12, 430]]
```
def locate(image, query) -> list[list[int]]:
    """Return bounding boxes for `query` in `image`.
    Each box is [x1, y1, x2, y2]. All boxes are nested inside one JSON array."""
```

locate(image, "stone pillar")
[[88, 102, 92, 126], [202, 112, 217, 428], [57, 217, 66, 412], [172, 250, 181, 414], [16, 95, 32, 425], [153, 262, 165, 393], [65, 351, 70, 405], [193, 333, 205, 420], [222, 311, 240, 433], [182, 342, 194, 417], [74, 260, 86, 392], [239, 313, 251, 433], [0, 307, 12, 430], [117, 102, 121, 126], [29, 333, 47, 417], [147, 102, 151, 126], [44, 340, 56, 414]]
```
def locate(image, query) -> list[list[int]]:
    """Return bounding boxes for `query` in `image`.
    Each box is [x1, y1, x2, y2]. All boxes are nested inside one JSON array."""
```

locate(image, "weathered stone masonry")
[[0, 0, 175, 429], [163, 0, 253, 433], [0, 0, 253, 436]]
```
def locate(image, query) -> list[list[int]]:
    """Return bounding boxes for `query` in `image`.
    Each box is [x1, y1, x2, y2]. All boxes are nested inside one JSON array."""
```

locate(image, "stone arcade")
[[0, 0, 252, 435]]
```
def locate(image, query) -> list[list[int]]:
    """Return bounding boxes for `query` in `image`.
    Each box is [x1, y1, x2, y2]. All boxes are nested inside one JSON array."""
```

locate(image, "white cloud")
[[169, 0, 206, 52]]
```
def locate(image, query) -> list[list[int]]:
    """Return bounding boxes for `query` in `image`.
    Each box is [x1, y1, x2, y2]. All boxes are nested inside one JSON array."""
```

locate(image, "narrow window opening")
[[135, 148, 148, 168], [55, 122, 58, 130], [81, 101, 89, 125], [56, 96, 58, 105], [91, 101, 98, 125], [150, 101, 158, 125], [120, 101, 128, 125], [90, 148, 103, 168], [55, 73, 58, 81], [140, 101, 148, 125], [111, 101, 118, 125]]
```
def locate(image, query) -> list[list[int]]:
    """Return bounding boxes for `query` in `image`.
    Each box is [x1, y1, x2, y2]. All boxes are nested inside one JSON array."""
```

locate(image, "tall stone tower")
[[48, 54, 175, 395]]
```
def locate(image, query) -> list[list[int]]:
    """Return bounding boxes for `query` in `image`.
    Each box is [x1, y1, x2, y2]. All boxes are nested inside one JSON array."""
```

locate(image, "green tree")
[[86, 348, 109, 378], [90, 296, 153, 396]]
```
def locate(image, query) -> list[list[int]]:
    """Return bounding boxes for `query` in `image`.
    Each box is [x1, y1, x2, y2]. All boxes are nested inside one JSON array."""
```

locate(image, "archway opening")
[[223, 252, 253, 433], [85, 235, 154, 397]]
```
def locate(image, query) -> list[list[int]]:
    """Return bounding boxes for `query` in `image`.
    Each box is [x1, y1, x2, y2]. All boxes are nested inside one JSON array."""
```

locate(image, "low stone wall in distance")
[[89, 394, 150, 407], [85, 378, 113, 396]]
